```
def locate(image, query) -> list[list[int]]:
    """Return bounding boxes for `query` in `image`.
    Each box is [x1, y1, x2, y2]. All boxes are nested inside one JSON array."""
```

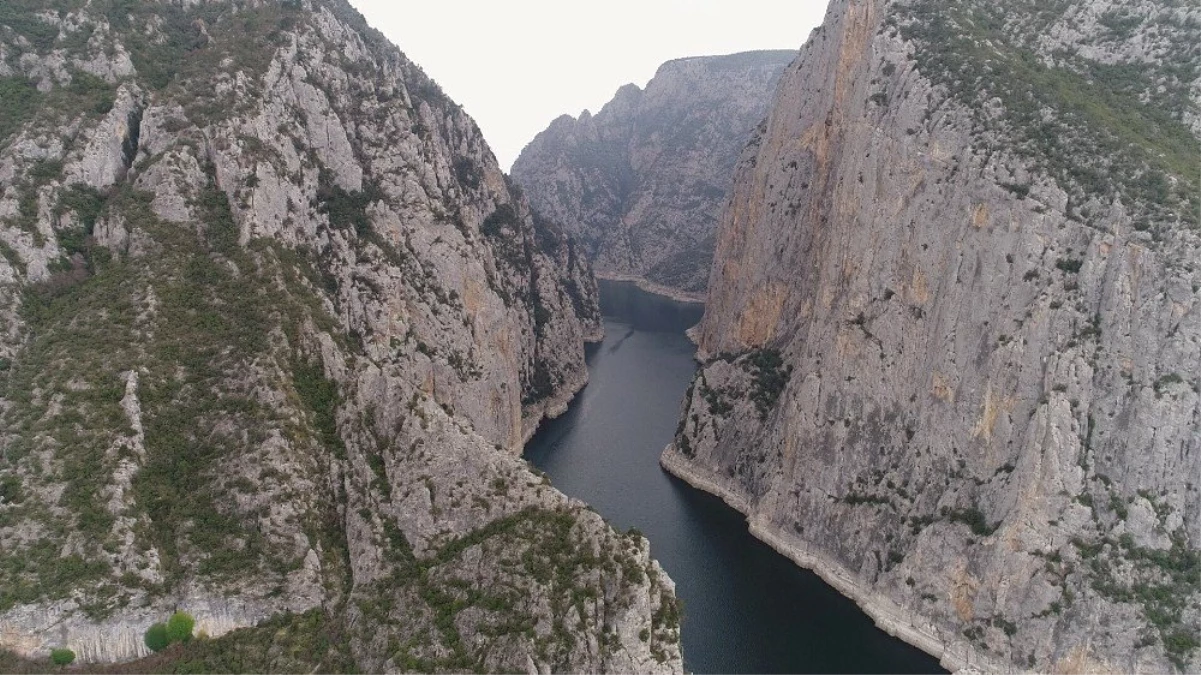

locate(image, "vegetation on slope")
[[895, 1, 1199, 234]]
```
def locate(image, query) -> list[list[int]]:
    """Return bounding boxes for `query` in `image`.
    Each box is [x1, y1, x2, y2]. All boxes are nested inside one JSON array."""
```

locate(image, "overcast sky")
[[348, 1, 829, 171]]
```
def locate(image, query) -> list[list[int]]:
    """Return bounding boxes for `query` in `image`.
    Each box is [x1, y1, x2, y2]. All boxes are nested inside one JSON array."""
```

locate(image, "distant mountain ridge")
[[512, 50, 796, 300]]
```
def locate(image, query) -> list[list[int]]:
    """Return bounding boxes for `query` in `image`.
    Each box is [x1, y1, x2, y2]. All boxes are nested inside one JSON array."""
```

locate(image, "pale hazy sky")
[[348, 1, 830, 171]]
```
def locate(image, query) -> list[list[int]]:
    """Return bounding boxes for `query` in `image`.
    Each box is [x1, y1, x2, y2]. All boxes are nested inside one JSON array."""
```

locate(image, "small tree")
[[166, 611, 195, 644], [144, 622, 170, 652], [50, 648, 75, 666]]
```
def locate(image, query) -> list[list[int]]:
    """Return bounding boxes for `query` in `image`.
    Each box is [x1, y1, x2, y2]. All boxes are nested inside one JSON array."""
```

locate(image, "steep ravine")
[[664, 0, 1201, 673], [0, 1, 680, 672]]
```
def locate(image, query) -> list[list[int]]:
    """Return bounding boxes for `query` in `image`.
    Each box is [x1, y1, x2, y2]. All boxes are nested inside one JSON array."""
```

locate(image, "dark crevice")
[[121, 105, 144, 170]]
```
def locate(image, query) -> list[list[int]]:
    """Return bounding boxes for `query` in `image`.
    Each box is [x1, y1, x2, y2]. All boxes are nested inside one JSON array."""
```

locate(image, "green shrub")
[[167, 611, 195, 643], [481, 204, 519, 238], [991, 615, 1018, 637], [28, 159, 64, 182], [0, 76, 42, 144], [1108, 493, 1128, 520], [63, 71, 116, 116], [945, 505, 998, 536], [1164, 629, 1200, 668], [315, 170, 378, 237], [58, 184, 107, 232], [1154, 372, 1184, 396], [1056, 258, 1083, 273], [898, 2, 1199, 230], [292, 360, 346, 459], [0, 475, 23, 505], [144, 622, 170, 652], [49, 648, 75, 666], [744, 349, 793, 419]]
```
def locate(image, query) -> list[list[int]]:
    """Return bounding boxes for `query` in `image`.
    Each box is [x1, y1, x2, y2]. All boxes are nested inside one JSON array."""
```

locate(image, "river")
[[524, 280, 946, 674]]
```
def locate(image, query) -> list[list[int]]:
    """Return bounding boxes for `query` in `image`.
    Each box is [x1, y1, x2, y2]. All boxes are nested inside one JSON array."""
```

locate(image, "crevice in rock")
[[121, 104, 144, 171]]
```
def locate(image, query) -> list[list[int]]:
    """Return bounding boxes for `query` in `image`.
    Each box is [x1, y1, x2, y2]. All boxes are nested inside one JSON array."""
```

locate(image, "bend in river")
[[524, 280, 946, 674]]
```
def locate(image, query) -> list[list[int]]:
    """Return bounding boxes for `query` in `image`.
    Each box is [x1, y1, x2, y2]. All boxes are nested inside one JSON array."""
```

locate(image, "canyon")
[[1, 0, 1197, 672]]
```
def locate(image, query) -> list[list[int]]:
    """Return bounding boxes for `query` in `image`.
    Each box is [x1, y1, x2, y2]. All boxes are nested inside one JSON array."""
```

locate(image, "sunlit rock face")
[[664, 1, 1201, 672]]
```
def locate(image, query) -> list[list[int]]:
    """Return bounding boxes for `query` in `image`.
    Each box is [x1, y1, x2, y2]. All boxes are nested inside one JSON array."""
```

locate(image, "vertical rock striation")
[[0, 1, 677, 672], [511, 51, 795, 300], [665, 0, 1200, 672]]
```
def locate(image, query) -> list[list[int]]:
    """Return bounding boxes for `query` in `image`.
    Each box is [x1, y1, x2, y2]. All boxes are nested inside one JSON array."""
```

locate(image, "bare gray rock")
[[0, 1, 675, 672], [665, 1, 1200, 673]]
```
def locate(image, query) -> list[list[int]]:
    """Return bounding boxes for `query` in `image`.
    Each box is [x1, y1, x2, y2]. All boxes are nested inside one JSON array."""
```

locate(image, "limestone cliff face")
[[0, 1, 678, 672], [511, 51, 795, 300], [665, 0, 1200, 673]]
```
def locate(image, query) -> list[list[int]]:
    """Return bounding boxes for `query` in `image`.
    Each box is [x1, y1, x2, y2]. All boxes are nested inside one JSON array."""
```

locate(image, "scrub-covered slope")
[[0, 1, 680, 671], [665, 0, 1200, 672]]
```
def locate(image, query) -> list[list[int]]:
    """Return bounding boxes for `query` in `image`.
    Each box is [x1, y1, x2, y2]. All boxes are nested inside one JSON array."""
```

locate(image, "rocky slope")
[[0, 1, 681, 672], [664, 0, 1200, 672], [511, 51, 795, 300]]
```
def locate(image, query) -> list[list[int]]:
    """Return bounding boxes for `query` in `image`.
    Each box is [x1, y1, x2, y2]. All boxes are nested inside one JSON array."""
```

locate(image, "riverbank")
[[595, 272, 706, 305], [519, 362, 590, 448], [659, 444, 1012, 675], [516, 311, 607, 449]]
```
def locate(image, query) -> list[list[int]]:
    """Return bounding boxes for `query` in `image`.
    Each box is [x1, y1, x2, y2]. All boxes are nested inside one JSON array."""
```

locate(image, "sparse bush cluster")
[[1073, 530, 1200, 667], [144, 611, 196, 652], [18, 609, 351, 674], [699, 378, 732, 416], [316, 169, 381, 238], [941, 504, 998, 536], [49, 647, 74, 666], [896, 1, 1199, 232], [743, 349, 793, 419], [292, 360, 347, 460], [0, 0, 61, 52], [481, 204, 519, 239], [481, 204, 535, 274], [351, 506, 656, 673]]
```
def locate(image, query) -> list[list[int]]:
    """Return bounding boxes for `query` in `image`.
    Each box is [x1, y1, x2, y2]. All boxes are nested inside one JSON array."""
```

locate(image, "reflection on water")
[[597, 281, 705, 333], [525, 280, 945, 674]]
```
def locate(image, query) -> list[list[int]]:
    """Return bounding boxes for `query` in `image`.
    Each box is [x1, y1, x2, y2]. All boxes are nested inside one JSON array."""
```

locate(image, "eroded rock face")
[[666, 1, 1200, 673], [0, 1, 675, 672], [511, 51, 795, 301]]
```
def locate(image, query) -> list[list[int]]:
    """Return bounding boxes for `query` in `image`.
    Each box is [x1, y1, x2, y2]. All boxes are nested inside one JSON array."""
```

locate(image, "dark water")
[[525, 280, 946, 674]]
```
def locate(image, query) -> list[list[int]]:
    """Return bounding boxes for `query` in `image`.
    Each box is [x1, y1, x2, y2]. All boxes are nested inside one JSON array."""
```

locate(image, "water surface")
[[525, 280, 945, 674]]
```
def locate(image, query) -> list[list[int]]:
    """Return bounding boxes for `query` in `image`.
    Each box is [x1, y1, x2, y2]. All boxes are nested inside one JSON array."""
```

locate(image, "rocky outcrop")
[[666, 1, 1200, 673], [0, 1, 676, 672], [511, 51, 795, 300]]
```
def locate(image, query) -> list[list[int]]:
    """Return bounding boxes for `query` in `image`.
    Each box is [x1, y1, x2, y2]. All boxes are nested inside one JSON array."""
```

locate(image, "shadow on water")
[[525, 279, 946, 674], [606, 328, 637, 354]]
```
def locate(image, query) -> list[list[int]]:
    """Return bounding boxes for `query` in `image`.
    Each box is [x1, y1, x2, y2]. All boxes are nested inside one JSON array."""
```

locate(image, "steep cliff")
[[0, 1, 680, 672], [664, 0, 1200, 672], [511, 51, 795, 300]]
